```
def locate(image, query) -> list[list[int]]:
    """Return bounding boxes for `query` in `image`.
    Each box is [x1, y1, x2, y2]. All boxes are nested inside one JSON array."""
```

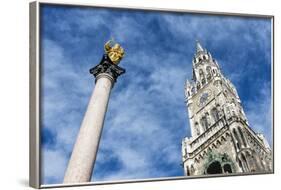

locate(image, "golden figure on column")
[[104, 39, 125, 64]]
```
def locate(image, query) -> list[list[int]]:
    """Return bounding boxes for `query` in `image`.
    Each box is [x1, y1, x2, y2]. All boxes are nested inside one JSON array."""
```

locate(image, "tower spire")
[[196, 40, 204, 53]]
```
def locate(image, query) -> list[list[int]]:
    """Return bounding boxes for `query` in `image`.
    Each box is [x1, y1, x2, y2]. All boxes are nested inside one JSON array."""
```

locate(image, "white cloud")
[[244, 82, 272, 145], [41, 148, 68, 184]]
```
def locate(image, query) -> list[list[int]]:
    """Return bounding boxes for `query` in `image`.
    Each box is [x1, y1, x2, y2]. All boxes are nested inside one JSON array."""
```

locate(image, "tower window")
[[197, 82, 201, 90], [200, 116, 208, 131], [211, 107, 219, 122], [206, 66, 212, 80], [195, 122, 200, 135], [199, 69, 205, 80], [223, 164, 232, 173], [201, 78, 206, 85], [238, 127, 247, 147], [233, 128, 241, 150]]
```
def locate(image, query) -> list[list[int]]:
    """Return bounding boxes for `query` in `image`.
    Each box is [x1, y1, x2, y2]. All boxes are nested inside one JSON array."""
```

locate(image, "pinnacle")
[[196, 40, 204, 53]]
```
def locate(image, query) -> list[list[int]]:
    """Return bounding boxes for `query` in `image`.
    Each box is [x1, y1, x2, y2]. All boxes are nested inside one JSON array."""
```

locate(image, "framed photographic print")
[[29, 1, 274, 188]]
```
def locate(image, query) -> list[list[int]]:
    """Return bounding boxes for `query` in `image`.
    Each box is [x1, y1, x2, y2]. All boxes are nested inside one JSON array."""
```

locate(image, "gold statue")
[[104, 39, 125, 64]]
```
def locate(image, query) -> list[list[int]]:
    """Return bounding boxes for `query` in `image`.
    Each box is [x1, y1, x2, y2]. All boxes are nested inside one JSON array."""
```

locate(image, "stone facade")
[[182, 42, 272, 176]]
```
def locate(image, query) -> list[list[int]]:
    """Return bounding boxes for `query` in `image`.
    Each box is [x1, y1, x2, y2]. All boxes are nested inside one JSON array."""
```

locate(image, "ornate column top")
[[89, 54, 126, 82]]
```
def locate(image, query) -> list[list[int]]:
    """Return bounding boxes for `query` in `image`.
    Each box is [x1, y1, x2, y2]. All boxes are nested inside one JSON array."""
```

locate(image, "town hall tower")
[[182, 42, 272, 176]]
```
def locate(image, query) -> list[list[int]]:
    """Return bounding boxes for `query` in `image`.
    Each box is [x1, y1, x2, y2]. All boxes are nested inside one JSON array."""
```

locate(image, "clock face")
[[198, 90, 211, 107]]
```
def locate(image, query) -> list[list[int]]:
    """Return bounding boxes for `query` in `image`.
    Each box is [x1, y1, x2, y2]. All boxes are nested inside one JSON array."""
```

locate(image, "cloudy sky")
[[40, 4, 272, 185]]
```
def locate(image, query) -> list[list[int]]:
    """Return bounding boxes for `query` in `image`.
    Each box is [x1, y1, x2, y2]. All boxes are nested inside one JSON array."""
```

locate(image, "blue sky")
[[40, 4, 272, 185]]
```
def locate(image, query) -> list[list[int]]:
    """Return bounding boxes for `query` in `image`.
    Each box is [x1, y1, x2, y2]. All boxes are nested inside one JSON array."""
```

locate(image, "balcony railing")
[[185, 116, 227, 158]]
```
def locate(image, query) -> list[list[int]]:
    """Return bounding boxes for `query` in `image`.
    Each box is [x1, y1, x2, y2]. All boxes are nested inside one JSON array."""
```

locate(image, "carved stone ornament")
[[89, 54, 126, 82]]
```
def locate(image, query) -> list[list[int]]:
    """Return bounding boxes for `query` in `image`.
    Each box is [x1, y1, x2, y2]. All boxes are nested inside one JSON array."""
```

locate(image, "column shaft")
[[63, 74, 113, 183]]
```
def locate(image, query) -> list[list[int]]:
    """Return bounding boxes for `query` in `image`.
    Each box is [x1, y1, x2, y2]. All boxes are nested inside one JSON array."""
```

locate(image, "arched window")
[[195, 122, 200, 135], [200, 116, 208, 131], [199, 69, 205, 80], [233, 128, 241, 150], [197, 82, 201, 90], [211, 107, 219, 122], [224, 90, 228, 98], [202, 78, 206, 85], [238, 127, 247, 147], [223, 164, 232, 173], [206, 66, 212, 80]]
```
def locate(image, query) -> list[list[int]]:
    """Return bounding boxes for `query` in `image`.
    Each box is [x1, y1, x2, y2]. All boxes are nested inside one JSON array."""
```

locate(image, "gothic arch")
[[233, 128, 241, 150], [211, 107, 219, 122], [206, 161, 223, 174], [224, 90, 228, 98], [238, 127, 247, 147], [199, 69, 205, 81], [223, 164, 232, 173], [206, 66, 212, 80], [197, 82, 201, 90], [195, 122, 200, 135], [200, 116, 208, 131]]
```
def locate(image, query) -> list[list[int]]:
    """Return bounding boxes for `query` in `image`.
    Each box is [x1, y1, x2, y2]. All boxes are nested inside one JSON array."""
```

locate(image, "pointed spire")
[[196, 40, 204, 53]]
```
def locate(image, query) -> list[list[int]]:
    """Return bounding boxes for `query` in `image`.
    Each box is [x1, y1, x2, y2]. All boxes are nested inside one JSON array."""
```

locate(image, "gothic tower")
[[182, 42, 272, 176]]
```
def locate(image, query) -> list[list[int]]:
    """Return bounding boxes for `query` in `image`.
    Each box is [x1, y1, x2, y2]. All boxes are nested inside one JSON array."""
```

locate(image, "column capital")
[[89, 54, 126, 83]]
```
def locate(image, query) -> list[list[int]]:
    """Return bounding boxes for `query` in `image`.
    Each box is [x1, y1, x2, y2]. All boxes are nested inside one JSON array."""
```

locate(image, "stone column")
[[63, 54, 125, 183]]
